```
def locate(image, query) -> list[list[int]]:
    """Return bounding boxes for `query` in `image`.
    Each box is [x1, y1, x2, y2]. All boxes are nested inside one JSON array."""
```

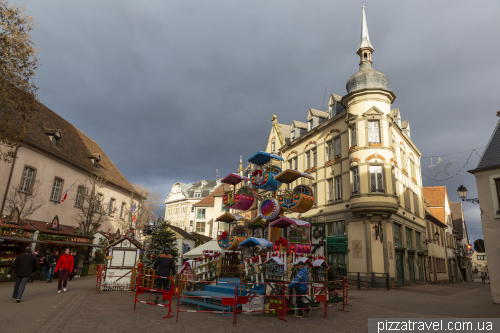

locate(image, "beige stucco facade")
[[0, 144, 137, 232], [470, 251, 488, 273], [470, 167, 500, 302]]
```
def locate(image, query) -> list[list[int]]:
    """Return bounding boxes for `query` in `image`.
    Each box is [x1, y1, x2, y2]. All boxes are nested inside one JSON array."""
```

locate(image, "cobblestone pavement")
[[1, 276, 498, 333]]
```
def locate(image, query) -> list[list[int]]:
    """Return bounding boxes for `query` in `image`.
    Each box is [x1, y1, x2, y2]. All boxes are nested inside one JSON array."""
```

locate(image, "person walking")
[[481, 272, 485, 284], [288, 261, 311, 318], [75, 252, 84, 277], [153, 248, 176, 304], [54, 248, 74, 293], [69, 250, 78, 281], [6, 247, 39, 302], [47, 250, 59, 283], [41, 250, 51, 281]]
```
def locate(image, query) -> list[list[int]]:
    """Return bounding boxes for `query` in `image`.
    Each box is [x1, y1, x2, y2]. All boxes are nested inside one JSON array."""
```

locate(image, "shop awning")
[[42, 240, 102, 247], [0, 236, 45, 243]]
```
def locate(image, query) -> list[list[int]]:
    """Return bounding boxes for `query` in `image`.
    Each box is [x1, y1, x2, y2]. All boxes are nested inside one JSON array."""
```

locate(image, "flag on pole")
[[60, 179, 79, 203], [132, 214, 137, 222], [131, 203, 137, 213]]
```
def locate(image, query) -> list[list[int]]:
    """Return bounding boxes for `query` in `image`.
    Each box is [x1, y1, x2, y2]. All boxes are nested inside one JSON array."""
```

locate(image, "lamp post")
[[457, 185, 479, 205], [424, 231, 440, 244]]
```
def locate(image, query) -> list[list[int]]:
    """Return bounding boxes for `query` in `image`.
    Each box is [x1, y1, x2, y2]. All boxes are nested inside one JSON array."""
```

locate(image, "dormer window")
[[308, 119, 313, 131], [88, 154, 101, 168], [194, 192, 201, 198], [44, 129, 62, 147]]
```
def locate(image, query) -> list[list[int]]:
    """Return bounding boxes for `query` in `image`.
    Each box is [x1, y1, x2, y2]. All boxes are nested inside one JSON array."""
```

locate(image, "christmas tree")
[[141, 221, 179, 268]]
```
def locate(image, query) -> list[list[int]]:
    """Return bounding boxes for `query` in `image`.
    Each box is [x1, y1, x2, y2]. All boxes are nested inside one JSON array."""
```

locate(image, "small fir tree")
[[141, 221, 178, 269]]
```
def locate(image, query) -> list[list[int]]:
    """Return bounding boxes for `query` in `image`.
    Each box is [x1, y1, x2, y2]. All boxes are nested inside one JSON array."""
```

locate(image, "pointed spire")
[[357, 6, 374, 54]]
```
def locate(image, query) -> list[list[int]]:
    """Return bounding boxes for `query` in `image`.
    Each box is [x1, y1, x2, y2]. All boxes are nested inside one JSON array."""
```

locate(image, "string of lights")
[[421, 149, 480, 182]]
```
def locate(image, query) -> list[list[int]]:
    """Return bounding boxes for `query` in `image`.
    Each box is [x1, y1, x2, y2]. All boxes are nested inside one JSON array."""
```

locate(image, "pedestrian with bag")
[[6, 247, 39, 302], [153, 248, 176, 304], [288, 261, 311, 318], [47, 250, 59, 283], [54, 248, 74, 293]]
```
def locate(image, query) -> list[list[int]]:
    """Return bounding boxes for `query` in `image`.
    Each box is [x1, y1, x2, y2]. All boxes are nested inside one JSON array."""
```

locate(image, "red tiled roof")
[[191, 232, 212, 243], [210, 186, 225, 197], [23, 101, 135, 193]]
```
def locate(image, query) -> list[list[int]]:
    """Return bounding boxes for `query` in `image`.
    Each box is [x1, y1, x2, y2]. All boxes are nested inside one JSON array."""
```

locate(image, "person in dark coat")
[[41, 250, 51, 281], [153, 248, 176, 304], [7, 247, 39, 302], [47, 250, 59, 283], [69, 250, 79, 281]]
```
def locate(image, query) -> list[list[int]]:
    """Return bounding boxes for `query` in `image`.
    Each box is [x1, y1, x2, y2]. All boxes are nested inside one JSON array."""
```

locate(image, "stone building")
[[468, 111, 500, 303], [269, 7, 426, 286]]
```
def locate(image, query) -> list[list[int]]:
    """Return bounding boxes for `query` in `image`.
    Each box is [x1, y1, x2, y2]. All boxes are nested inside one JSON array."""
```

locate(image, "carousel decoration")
[[270, 217, 312, 254], [248, 151, 283, 192], [216, 213, 250, 251], [275, 170, 315, 213], [221, 173, 255, 211]]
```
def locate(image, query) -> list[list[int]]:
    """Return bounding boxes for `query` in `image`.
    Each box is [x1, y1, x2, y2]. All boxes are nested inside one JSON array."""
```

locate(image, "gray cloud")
[[24, 0, 498, 234]]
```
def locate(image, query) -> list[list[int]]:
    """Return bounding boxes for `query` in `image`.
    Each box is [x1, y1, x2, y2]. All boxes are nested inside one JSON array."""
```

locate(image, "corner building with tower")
[[269, 8, 426, 287]]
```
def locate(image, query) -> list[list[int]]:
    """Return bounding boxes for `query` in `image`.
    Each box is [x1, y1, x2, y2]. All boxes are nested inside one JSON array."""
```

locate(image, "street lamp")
[[424, 231, 440, 244], [457, 185, 479, 205]]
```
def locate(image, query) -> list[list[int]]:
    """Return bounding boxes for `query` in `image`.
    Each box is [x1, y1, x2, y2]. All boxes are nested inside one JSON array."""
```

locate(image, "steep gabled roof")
[[278, 123, 291, 143], [291, 120, 307, 129], [23, 102, 135, 193], [308, 109, 329, 119], [470, 115, 500, 173], [328, 93, 342, 106], [168, 224, 196, 240], [191, 231, 212, 243]]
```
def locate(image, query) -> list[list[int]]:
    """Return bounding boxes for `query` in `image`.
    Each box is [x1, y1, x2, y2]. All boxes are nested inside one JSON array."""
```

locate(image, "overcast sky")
[[23, 0, 500, 239]]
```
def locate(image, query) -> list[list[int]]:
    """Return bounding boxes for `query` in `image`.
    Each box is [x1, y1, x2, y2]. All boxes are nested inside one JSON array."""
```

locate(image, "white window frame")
[[352, 167, 360, 194], [368, 120, 381, 144], [20, 167, 35, 193], [350, 125, 357, 147], [120, 202, 126, 219], [50, 178, 63, 201], [326, 140, 333, 161], [370, 165, 384, 193], [327, 179, 334, 203], [108, 198, 116, 216], [335, 176, 342, 201]]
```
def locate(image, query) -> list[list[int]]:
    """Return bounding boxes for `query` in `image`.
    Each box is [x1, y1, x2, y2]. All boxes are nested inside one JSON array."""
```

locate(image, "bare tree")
[[75, 171, 111, 235], [117, 184, 161, 234], [4, 180, 44, 219]]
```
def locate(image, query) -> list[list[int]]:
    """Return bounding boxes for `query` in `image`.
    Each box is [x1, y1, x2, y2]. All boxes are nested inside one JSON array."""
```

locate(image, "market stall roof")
[[275, 170, 314, 183], [238, 237, 273, 249], [0, 218, 37, 231], [221, 173, 250, 185], [312, 259, 330, 268], [183, 240, 220, 259], [248, 151, 284, 165], [294, 257, 313, 266], [42, 240, 102, 247], [269, 216, 311, 228], [0, 236, 45, 243], [215, 212, 250, 223], [265, 256, 285, 266], [27, 219, 77, 237]]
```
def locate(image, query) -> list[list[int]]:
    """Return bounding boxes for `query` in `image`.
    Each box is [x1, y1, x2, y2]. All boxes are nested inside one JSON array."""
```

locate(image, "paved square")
[[1, 276, 498, 333]]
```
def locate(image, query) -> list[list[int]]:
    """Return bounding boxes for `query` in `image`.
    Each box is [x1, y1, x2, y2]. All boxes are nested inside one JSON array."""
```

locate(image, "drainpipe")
[[1, 146, 19, 216]]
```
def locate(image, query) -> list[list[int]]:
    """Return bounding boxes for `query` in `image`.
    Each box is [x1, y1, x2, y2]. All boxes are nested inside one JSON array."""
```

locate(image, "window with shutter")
[[334, 137, 341, 158], [326, 141, 333, 161], [327, 179, 333, 203], [352, 167, 360, 194], [335, 176, 342, 201]]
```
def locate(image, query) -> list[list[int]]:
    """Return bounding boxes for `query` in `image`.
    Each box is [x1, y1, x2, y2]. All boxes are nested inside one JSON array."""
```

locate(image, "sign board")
[[352, 240, 362, 258]]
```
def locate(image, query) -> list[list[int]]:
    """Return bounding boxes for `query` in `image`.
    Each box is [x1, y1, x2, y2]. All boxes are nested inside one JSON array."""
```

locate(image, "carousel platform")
[[180, 278, 265, 314]]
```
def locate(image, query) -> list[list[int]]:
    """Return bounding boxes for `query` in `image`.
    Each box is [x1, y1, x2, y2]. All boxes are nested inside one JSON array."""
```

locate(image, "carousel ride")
[[216, 151, 315, 258]]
